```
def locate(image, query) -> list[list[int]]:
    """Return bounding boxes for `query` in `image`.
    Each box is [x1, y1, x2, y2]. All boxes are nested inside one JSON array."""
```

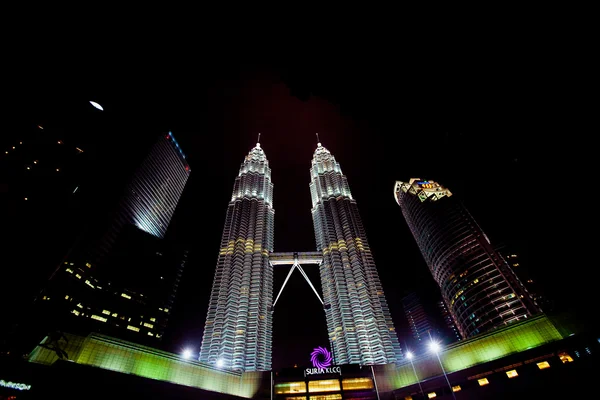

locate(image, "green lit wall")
[[28, 333, 264, 398], [373, 314, 563, 392]]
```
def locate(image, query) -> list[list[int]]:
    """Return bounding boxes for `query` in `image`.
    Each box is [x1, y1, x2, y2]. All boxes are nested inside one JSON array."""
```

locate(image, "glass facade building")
[[25, 132, 190, 350], [199, 142, 275, 372], [311, 143, 402, 366], [394, 178, 540, 338]]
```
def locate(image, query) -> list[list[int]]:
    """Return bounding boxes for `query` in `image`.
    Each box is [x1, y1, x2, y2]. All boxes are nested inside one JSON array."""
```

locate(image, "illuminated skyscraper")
[[394, 178, 540, 338], [311, 142, 402, 365], [199, 140, 402, 372], [91, 131, 191, 263], [199, 141, 275, 372]]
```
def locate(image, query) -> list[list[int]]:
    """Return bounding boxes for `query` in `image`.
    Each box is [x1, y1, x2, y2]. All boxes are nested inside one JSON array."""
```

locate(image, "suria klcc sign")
[[304, 346, 341, 377]]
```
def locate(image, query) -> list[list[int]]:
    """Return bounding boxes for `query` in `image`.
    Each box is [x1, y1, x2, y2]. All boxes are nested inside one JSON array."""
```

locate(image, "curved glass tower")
[[311, 142, 402, 365], [199, 142, 275, 372], [394, 178, 540, 338]]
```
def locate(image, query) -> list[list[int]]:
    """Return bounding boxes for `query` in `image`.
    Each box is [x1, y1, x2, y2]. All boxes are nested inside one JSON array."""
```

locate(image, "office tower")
[[437, 299, 462, 343], [20, 132, 191, 350], [402, 292, 435, 347], [394, 178, 540, 338], [89, 131, 191, 264], [311, 142, 402, 365], [199, 141, 275, 372]]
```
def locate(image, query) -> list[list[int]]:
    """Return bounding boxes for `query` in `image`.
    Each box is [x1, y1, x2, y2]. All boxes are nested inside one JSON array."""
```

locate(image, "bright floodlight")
[[429, 341, 441, 353], [181, 348, 193, 359], [89, 101, 104, 111], [216, 359, 224, 368], [406, 351, 414, 360]]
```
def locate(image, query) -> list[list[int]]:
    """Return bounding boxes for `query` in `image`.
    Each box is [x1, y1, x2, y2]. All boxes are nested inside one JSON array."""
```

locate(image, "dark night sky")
[[3, 39, 592, 369]]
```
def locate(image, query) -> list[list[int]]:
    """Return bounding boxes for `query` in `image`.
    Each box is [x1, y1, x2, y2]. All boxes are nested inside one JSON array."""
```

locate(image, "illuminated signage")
[[0, 379, 32, 391], [304, 366, 341, 377], [310, 346, 332, 368], [417, 181, 436, 189]]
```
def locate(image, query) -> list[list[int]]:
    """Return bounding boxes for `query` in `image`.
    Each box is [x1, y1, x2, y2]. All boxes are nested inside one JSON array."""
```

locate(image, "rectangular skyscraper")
[[310, 142, 403, 365], [20, 132, 191, 352], [394, 178, 540, 338], [199, 142, 274, 372]]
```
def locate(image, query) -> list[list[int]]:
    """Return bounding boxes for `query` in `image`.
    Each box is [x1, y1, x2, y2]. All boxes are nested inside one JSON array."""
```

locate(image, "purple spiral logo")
[[310, 346, 332, 368]]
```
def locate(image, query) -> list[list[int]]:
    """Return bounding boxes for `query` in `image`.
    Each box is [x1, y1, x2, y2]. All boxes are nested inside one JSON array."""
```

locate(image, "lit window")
[[102, 310, 111, 315], [309, 395, 341, 400], [72, 310, 80, 316], [163, 308, 169, 313], [64, 295, 69, 300], [452, 385, 461, 392], [478, 378, 490, 386], [308, 380, 340, 393], [150, 317, 156, 322], [127, 325, 140, 332], [342, 377, 374, 390], [506, 370, 518, 378], [85, 263, 91, 268], [404, 396, 413, 400], [274, 381, 306, 394], [76, 303, 83, 309], [143, 322, 154, 328], [559, 352, 574, 363], [121, 293, 131, 299], [75, 274, 82, 279], [428, 392, 437, 398], [91, 315, 107, 322], [537, 361, 551, 369], [148, 332, 155, 336], [84, 280, 95, 288]]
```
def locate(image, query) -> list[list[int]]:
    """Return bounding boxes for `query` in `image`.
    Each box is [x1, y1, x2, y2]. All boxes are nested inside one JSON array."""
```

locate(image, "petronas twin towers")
[[198, 140, 402, 372]]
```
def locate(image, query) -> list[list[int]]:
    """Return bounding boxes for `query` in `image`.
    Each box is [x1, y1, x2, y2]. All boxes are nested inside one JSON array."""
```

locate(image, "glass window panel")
[[342, 377, 374, 390], [308, 379, 341, 393], [310, 395, 342, 400], [537, 361, 551, 370], [478, 378, 490, 386], [506, 369, 518, 378], [275, 381, 306, 394]]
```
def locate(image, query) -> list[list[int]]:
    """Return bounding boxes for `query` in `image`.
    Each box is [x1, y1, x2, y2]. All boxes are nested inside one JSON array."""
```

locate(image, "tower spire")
[[316, 132, 321, 146], [257, 132, 261, 144]]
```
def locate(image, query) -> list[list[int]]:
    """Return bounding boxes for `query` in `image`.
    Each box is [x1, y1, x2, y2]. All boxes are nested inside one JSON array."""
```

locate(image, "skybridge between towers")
[[270, 251, 323, 309]]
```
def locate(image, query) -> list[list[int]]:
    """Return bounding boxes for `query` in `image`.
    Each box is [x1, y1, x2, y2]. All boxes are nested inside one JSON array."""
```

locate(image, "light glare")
[[406, 351, 413, 359], [181, 348, 193, 359], [89, 101, 104, 111], [429, 341, 441, 353]]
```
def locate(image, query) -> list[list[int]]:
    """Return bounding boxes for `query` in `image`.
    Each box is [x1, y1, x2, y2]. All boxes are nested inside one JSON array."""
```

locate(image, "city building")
[[402, 292, 437, 349], [393, 178, 541, 339], [437, 299, 462, 344], [199, 140, 402, 372], [13, 132, 191, 353], [199, 141, 275, 372], [2, 313, 594, 399], [309, 142, 402, 366]]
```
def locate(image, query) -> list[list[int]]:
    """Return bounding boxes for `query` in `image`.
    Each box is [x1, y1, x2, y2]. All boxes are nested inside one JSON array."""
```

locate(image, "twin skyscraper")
[[198, 140, 403, 372]]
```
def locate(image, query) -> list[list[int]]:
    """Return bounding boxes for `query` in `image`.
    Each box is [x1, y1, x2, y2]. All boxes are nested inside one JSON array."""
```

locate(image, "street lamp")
[[406, 351, 425, 399], [181, 348, 194, 359], [428, 338, 456, 400]]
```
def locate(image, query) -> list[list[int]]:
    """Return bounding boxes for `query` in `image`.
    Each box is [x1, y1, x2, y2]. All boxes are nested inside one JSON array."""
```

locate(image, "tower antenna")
[[257, 132, 261, 144], [316, 132, 320, 144]]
